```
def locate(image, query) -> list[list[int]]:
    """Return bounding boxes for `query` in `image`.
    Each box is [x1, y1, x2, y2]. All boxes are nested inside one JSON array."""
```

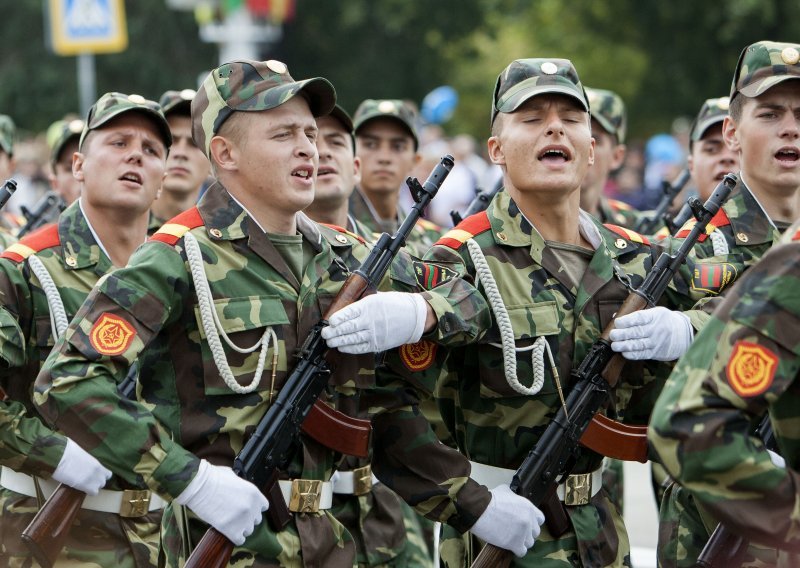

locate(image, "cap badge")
[[781, 47, 800, 65], [378, 101, 397, 113], [180, 88, 196, 100], [717, 96, 730, 111], [128, 94, 146, 104], [68, 119, 84, 133], [541, 62, 558, 75], [266, 60, 288, 74]]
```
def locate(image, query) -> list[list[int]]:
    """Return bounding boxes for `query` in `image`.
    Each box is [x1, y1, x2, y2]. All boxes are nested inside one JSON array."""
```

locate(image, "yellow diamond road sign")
[[49, 0, 128, 56]]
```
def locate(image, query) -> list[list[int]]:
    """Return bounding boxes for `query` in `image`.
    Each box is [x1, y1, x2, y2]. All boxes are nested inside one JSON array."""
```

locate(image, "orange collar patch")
[[400, 340, 437, 372], [726, 340, 778, 397], [90, 313, 137, 357]]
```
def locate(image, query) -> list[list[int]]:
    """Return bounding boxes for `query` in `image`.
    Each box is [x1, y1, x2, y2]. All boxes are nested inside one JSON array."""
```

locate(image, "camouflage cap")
[[353, 99, 419, 149], [47, 117, 85, 166], [0, 115, 15, 156], [731, 40, 800, 99], [159, 88, 197, 117], [192, 59, 336, 159], [324, 104, 353, 133], [690, 97, 730, 143], [492, 58, 589, 125], [79, 92, 172, 151], [585, 87, 627, 144]]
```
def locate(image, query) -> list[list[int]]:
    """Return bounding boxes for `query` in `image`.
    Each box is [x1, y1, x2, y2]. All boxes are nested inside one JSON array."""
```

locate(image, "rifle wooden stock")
[[471, 542, 513, 568], [21, 484, 85, 568], [580, 415, 648, 462], [695, 523, 748, 568], [302, 401, 371, 458], [184, 527, 235, 568]]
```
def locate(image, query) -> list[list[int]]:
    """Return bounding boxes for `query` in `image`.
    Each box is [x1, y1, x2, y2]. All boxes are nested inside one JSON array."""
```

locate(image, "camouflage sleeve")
[[649, 241, 800, 550], [34, 242, 200, 499], [0, 260, 68, 475]]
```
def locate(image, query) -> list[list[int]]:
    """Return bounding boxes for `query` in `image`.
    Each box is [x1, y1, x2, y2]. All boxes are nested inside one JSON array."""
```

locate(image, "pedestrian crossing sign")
[[48, 0, 128, 55]]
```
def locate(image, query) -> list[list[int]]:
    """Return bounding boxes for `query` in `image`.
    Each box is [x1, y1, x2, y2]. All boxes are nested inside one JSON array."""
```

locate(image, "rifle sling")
[[579, 414, 648, 462], [301, 401, 372, 458]]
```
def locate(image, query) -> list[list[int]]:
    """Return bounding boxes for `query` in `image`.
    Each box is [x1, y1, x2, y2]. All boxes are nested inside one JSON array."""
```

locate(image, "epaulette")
[[674, 209, 731, 242], [603, 224, 650, 247], [149, 207, 204, 246], [415, 218, 443, 232], [607, 198, 634, 212], [435, 212, 491, 250], [320, 223, 366, 245], [653, 226, 671, 241], [0, 224, 60, 263], [792, 227, 800, 242]]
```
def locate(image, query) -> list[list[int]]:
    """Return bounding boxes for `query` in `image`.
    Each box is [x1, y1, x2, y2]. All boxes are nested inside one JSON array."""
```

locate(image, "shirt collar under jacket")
[[65, 199, 114, 270]]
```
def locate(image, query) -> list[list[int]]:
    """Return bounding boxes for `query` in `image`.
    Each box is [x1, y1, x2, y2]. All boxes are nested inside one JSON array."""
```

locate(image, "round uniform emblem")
[[335, 234, 348, 244], [180, 88, 196, 100], [496, 231, 508, 242], [400, 340, 437, 372], [266, 60, 288, 74], [736, 232, 749, 243], [541, 62, 559, 75], [614, 238, 627, 249], [89, 313, 137, 356], [378, 101, 397, 113], [726, 340, 778, 397], [781, 47, 800, 65], [209, 228, 223, 238], [128, 94, 146, 104], [65, 256, 77, 267]]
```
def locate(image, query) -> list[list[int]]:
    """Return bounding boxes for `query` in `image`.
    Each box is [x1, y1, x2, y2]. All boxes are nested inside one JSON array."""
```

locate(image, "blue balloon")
[[421, 86, 459, 124]]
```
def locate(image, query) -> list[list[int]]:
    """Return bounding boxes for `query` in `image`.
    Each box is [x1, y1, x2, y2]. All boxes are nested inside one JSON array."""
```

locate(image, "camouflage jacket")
[[375, 191, 688, 566], [33, 181, 488, 565], [349, 186, 442, 256], [0, 228, 16, 252], [0, 202, 114, 477], [649, 223, 800, 558]]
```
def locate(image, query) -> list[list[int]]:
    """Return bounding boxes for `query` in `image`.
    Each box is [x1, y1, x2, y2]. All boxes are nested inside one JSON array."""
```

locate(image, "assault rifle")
[[18, 191, 66, 238], [695, 415, 776, 568], [471, 173, 736, 568], [450, 178, 503, 226], [183, 155, 454, 568], [635, 169, 691, 236]]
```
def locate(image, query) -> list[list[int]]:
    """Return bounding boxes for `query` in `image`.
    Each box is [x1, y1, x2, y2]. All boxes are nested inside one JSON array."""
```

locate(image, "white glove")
[[175, 459, 268, 546], [52, 438, 112, 495], [609, 307, 694, 361], [321, 291, 428, 354], [767, 449, 786, 469], [470, 484, 545, 558]]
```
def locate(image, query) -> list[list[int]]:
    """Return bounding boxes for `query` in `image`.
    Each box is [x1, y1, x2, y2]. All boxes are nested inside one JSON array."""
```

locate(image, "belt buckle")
[[120, 489, 151, 517], [352, 465, 373, 496], [289, 479, 322, 513], [564, 473, 592, 506]]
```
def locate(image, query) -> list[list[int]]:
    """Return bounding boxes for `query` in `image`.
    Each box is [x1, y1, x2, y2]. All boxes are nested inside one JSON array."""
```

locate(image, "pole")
[[77, 52, 96, 117]]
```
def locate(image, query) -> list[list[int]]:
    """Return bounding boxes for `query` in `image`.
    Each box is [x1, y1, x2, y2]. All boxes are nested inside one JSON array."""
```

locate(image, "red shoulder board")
[[320, 223, 366, 245], [792, 226, 800, 242], [608, 198, 633, 212], [435, 212, 492, 250], [603, 224, 650, 247], [675, 208, 731, 242], [149, 207, 204, 246], [0, 224, 60, 263]]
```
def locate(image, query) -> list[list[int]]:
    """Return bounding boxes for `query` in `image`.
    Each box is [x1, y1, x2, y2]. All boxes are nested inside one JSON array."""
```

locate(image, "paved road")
[[624, 460, 659, 568]]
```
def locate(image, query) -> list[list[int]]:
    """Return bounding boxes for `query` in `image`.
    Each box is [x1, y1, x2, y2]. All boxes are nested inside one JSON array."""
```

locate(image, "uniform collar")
[[59, 201, 110, 270], [725, 177, 781, 246]]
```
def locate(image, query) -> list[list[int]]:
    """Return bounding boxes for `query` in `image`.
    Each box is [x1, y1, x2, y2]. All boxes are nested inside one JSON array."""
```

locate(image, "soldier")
[[652, 40, 800, 568], [0, 115, 18, 249], [46, 116, 84, 206], [0, 92, 171, 566], [150, 89, 210, 225], [368, 57, 696, 567], [32, 59, 526, 566], [581, 87, 641, 228], [351, 98, 443, 254], [648, 220, 800, 565]]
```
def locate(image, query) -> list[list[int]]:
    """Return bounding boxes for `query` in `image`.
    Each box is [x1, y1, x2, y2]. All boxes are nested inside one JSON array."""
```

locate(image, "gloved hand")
[[175, 459, 268, 546], [470, 484, 545, 558], [767, 449, 786, 469], [52, 438, 112, 495], [609, 307, 694, 361], [321, 291, 428, 354]]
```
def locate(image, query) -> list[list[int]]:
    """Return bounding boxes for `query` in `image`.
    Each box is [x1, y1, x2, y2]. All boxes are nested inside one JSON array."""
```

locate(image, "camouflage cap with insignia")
[[327, 104, 354, 134], [586, 87, 627, 144], [690, 97, 730, 143], [47, 117, 85, 166], [492, 58, 589, 125], [0, 115, 15, 157], [159, 88, 197, 117], [731, 40, 800, 99], [79, 92, 172, 151], [192, 59, 336, 159], [353, 99, 419, 149]]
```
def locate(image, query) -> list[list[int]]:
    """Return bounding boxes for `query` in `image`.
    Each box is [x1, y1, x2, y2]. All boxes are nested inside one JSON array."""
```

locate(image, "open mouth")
[[775, 147, 799, 163], [292, 166, 314, 180], [538, 146, 572, 163], [119, 172, 143, 185]]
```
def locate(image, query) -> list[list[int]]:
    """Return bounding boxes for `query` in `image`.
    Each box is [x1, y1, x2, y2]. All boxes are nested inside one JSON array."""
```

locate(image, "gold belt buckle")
[[289, 479, 322, 513], [120, 489, 151, 517], [563, 473, 592, 506], [353, 465, 373, 496]]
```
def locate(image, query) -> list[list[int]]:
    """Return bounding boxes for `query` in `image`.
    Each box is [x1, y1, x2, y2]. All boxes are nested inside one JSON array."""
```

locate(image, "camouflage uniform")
[[655, 41, 800, 568], [33, 60, 488, 567], [649, 219, 800, 566], [0, 92, 171, 567], [0, 115, 18, 250]]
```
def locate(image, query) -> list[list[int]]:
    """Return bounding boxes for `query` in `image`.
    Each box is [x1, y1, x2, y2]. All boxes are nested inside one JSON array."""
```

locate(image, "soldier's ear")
[[487, 135, 506, 166], [209, 135, 239, 172], [352, 155, 361, 186], [72, 152, 86, 182], [722, 116, 741, 153], [587, 137, 596, 166]]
